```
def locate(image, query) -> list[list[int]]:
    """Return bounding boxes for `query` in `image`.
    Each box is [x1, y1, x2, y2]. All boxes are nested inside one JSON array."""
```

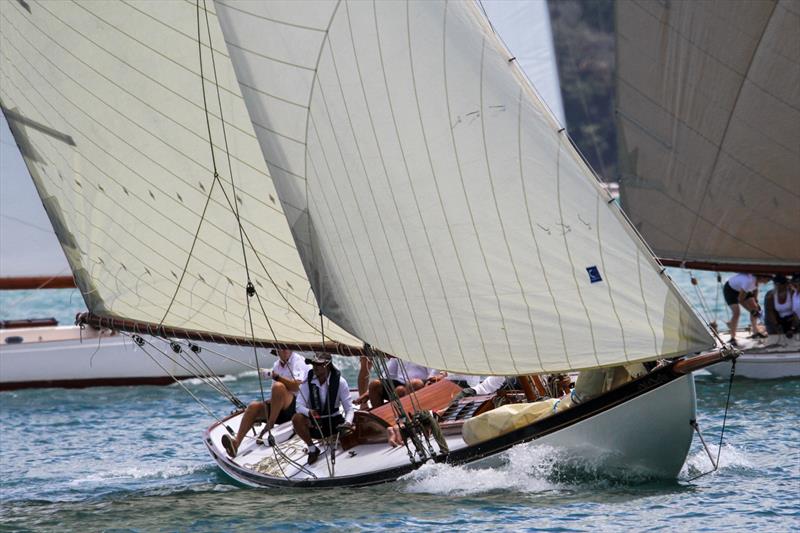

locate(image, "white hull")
[[710, 332, 800, 379], [0, 325, 262, 389], [206, 373, 697, 487]]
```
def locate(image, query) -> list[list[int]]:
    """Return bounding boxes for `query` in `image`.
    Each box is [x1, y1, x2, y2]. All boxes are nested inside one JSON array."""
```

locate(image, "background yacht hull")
[[0, 325, 260, 390], [709, 332, 800, 380]]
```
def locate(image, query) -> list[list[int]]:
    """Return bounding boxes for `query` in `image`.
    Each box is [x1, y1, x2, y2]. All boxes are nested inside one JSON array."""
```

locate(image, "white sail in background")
[[0, 0, 356, 345], [480, 0, 566, 127], [617, 0, 800, 269], [215, 0, 712, 374], [0, 115, 71, 279]]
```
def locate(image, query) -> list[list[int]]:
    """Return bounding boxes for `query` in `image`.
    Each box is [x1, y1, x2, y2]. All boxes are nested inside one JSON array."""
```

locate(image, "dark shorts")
[[767, 314, 796, 335], [257, 396, 296, 425], [309, 414, 345, 439], [724, 283, 755, 306]]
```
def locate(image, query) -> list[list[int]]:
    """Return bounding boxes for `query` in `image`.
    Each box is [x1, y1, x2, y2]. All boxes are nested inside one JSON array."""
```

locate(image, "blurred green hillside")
[[548, 0, 616, 182]]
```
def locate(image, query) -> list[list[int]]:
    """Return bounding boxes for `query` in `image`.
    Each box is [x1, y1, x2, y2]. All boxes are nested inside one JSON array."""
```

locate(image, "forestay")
[[215, 0, 713, 374], [617, 0, 800, 270], [0, 0, 356, 346]]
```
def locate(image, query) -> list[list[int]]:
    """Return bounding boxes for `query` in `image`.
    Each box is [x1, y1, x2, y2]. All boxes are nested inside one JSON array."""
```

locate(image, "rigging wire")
[[129, 334, 230, 429]]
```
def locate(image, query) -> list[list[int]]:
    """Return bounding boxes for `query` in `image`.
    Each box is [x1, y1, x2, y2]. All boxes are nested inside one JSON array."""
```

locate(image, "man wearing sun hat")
[[292, 352, 355, 465]]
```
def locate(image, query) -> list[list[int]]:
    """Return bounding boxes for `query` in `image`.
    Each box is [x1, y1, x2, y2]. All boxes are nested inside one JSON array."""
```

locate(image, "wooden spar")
[[0, 276, 76, 290], [672, 348, 736, 375], [658, 258, 799, 276], [77, 312, 372, 357]]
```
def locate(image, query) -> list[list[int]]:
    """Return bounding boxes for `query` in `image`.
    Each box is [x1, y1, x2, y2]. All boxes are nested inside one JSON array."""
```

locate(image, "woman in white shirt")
[[723, 273, 770, 345]]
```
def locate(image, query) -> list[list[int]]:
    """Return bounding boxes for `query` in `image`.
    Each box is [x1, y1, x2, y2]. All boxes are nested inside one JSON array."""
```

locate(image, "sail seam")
[[213, 0, 329, 33], [339, 0, 440, 366], [616, 77, 798, 199], [555, 135, 597, 367], [476, 38, 527, 373], [596, 194, 630, 361], [404, 0, 471, 371], [307, 132, 379, 339], [312, 42, 413, 359], [517, 88, 570, 370], [371, 0, 457, 368], [440, 0, 494, 373], [301, 0, 341, 333], [636, 249, 660, 355]]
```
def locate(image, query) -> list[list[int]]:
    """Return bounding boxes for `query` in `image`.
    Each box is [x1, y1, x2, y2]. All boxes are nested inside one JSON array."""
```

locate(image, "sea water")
[[1, 271, 798, 531]]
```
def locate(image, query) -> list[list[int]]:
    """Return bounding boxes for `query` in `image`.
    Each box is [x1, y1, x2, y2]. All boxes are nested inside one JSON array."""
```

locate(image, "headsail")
[[0, 0, 357, 346], [215, 0, 713, 374], [616, 0, 800, 272]]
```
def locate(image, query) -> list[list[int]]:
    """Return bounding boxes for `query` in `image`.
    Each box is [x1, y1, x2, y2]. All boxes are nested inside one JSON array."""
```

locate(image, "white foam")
[[69, 463, 206, 486], [402, 443, 561, 495], [681, 443, 755, 478]]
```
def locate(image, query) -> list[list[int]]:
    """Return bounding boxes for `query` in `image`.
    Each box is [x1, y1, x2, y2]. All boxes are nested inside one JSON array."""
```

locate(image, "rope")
[[178, 340, 258, 371], [687, 357, 737, 482]]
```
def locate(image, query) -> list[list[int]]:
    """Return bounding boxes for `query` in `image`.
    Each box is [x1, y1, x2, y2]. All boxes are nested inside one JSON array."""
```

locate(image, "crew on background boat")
[[723, 273, 771, 345], [292, 352, 354, 465], [792, 274, 800, 321], [221, 348, 309, 458], [764, 275, 798, 338]]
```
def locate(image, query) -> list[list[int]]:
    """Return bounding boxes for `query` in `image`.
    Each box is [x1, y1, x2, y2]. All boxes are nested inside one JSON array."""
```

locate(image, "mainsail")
[[616, 0, 800, 272], [214, 0, 712, 374], [0, 0, 356, 346]]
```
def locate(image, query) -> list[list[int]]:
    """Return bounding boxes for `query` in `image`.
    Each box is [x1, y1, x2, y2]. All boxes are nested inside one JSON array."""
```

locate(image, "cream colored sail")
[[215, 0, 713, 374], [617, 0, 800, 269], [0, 0, 356, 345]]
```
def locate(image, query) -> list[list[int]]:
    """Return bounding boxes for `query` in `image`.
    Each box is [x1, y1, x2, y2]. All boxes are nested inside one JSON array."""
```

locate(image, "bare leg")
[[358, 356, 372, 396], [395, 385, 407, 397], [233, 400, 269, 452], [727, 304, 741, 340], [292, 413, 313, 446], [368, 378, 385, 409]]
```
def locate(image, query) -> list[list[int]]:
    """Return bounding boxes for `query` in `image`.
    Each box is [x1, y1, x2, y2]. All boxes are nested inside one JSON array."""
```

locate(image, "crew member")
[[764, 275, 799, 337], [221, 348, 309, 458], [366, 357, 433, 409], [292, 352, 355, 465], [723, 273, 770, 345]]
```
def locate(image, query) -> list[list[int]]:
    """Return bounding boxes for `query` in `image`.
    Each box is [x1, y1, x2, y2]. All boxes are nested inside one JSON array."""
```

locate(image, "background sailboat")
[[616, 0, 800, 379], [0, 0, 727, 484]]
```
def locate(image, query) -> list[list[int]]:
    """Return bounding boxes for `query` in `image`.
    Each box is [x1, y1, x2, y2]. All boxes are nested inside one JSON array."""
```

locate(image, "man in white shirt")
[[221, 348, 310, 458], [293, 352, 355, 465]]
